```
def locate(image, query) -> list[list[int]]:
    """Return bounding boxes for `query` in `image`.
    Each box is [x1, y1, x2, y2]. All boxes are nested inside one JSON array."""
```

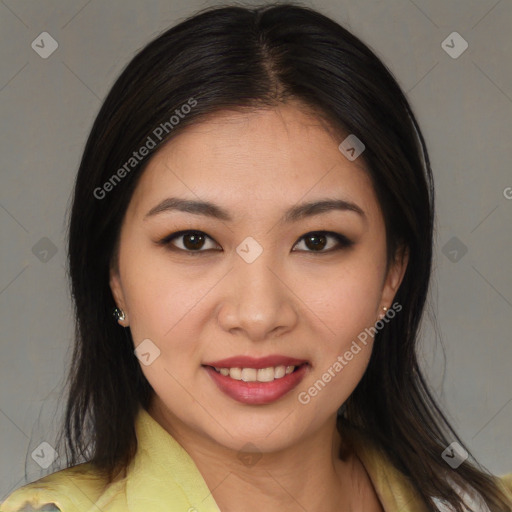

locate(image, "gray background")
[[1, 0, 511, 501]]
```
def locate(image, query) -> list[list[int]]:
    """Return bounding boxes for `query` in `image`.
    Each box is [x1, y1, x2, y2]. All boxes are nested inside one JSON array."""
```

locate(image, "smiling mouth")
[[203, 362, 310, 405], [205, 363, 307, 383]]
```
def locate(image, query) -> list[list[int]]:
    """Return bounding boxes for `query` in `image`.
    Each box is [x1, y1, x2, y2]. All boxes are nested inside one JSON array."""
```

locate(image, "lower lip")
[[203, 364, 309, 405]]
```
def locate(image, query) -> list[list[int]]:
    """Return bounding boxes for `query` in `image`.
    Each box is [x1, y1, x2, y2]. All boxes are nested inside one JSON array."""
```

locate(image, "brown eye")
[[292, 231, 354, 253], [158, 230, 220, 253], [182, 232, 206, 250], [303, 233, 328, 251]]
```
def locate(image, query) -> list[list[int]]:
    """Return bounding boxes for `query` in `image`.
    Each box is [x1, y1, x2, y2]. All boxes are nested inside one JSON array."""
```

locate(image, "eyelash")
[[156, 230, 354, 255]]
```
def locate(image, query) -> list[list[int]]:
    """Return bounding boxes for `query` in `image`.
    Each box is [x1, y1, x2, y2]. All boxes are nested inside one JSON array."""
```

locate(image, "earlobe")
[[109, 269, 128, 325]]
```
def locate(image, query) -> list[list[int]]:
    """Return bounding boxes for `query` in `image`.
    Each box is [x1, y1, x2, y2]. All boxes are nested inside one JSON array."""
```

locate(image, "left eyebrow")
[[144, 197, 366, 223], [282, 198, 366, 223]]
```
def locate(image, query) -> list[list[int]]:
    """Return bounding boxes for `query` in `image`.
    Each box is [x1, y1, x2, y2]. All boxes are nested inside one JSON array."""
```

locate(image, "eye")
[[157, 230, 220, 253], [292, 231, 354, 253], [157, 230, 354, 254]]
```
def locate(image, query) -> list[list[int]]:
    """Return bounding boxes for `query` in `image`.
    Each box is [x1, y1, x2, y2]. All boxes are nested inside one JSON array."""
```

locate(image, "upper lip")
[[203, 355, 309, 369]]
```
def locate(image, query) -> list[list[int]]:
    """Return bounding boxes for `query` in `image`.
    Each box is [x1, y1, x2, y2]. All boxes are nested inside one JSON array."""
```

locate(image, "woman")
[[2, 3, 511, 512]]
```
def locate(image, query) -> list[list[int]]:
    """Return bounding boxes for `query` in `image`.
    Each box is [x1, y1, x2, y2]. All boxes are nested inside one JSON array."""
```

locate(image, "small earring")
[[378, 306, 388, 321], [113, 307, 126, 322]]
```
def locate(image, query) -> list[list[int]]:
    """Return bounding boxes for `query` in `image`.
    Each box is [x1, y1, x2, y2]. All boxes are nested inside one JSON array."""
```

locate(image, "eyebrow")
[[144, 197, 366, 223]]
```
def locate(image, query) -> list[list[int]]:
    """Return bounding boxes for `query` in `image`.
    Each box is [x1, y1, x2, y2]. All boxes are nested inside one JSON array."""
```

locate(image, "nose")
[[217, 254, 299, 342]]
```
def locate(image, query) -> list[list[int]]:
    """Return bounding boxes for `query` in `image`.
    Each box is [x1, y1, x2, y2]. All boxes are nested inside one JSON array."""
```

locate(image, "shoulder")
[[498, 472, 512, 498], [0, 462, 122, 512], [342, 427, 512, 510]]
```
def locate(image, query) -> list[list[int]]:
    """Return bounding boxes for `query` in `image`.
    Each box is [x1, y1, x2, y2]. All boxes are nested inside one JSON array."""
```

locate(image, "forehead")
[[127, 105, 380, 223]]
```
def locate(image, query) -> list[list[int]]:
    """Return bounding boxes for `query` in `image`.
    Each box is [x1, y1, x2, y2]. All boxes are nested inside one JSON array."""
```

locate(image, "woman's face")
[[110, 104, 407, 453]]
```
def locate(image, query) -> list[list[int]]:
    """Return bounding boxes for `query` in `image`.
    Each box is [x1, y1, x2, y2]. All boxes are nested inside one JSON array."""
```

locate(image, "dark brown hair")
[[55, 3, 511, 511]]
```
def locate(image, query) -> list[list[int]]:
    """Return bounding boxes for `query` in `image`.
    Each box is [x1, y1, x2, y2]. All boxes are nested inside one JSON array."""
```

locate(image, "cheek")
[[293, 252, 385, 403], [120, 258, 211, 406], [296, 271, 380, 413], [300, 257, 385, 340], [119, 247, 225, 370]]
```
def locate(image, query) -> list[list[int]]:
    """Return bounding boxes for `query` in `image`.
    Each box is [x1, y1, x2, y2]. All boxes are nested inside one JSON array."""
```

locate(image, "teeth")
[[275, 366, 286, 378], [213, 365, 299, 382], [241, 368, 257, 382], [256, 367, 275, 382], [229, 367, 242, 380]]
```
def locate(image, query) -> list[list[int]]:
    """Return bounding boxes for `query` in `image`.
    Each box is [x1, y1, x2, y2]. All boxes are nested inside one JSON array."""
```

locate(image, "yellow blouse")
[[2, 407, 511, 511]]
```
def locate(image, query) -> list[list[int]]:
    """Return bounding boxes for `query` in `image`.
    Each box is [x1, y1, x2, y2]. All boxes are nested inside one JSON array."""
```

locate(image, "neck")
[[148, 399, 365, 512]]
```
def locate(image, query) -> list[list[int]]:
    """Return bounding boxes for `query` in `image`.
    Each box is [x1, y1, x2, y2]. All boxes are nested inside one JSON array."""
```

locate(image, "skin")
[[110, 103, 408, 511]]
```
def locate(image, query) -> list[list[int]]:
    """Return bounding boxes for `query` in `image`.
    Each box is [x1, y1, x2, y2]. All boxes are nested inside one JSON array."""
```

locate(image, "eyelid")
[[291, 231, 354, 251], [156, 230, 221, 252], [156, 229, 354, 253]]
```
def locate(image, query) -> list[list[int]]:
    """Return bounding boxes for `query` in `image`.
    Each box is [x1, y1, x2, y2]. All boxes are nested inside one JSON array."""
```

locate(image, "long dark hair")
[[58, 3, 511, 511]]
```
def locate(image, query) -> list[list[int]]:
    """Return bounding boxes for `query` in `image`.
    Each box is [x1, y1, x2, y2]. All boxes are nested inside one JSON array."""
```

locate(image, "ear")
[[109, 265, 129, 325], [379, 244, 409, 312]]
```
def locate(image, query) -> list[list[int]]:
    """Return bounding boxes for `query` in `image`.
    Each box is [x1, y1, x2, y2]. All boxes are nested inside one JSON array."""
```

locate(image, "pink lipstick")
[[202, 355, 309, 405]]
